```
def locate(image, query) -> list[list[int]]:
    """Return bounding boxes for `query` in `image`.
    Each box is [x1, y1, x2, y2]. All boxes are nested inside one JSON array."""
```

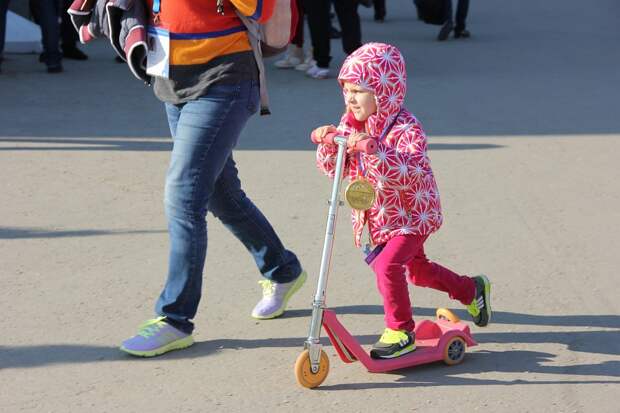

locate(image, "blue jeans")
[[155, 80, 302, 334]]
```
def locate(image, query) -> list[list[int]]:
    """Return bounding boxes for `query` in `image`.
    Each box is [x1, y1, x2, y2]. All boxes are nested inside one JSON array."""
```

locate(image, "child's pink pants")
[[369, 234, 476, 332]]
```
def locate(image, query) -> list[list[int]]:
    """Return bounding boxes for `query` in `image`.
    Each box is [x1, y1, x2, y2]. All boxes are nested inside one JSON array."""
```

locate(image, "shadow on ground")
[[0, 226, 166, 239], [3, 307, 618, 380]]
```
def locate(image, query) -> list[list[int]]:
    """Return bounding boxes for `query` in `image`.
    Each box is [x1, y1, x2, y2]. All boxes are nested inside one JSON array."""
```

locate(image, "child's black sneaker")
[[370, 328, 416, 359], [466, 275, 492, 326]]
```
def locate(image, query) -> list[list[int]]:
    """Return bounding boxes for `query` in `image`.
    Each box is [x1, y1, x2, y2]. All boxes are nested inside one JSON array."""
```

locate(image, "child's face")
[[343, 82, 377, 122]]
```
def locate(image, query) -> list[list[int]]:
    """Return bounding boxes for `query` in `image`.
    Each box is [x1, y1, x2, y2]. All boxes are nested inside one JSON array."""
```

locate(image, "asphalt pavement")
[[1, 1, 619, 412]]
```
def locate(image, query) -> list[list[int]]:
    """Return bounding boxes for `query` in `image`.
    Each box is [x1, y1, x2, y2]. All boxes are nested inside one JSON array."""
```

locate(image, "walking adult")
[[437, 0, 470, 41], [120, 0, 306, 357], [303, 0, 362, 79]]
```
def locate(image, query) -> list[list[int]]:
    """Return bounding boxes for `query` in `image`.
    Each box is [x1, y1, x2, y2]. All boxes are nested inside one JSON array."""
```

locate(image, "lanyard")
[[355, 109, 403, 177], [152, 0, 161, 24]]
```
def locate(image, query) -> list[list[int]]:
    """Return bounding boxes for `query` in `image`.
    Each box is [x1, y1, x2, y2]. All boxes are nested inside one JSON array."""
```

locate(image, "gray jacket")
[[68, 0, 150, 83]]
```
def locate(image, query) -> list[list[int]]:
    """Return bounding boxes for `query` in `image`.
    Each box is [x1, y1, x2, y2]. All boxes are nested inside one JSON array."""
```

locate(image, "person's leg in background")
[[303, 0, 331, 78], [328, 0, 341, 39], [454, 0, 470, 38], [373, 0, 386, 22], [333, 0, 361, 55], [293, 0, 315, 72], [29, 0, 62, 72], [60, 0, 87, 59], [437, 0, 454, 41], [0, 0, 9, 72], [274, 0, 311, 70]]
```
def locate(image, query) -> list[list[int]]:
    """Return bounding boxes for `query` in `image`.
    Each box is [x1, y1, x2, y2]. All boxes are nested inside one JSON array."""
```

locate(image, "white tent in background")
[[5, 11, 42, 54]]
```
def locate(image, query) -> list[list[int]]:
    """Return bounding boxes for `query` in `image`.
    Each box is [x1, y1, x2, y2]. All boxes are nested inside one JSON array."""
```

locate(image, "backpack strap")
[[236, 12, 271, 116]]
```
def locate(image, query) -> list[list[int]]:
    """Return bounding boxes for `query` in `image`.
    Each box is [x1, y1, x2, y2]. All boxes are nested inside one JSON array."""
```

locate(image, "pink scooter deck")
[[322, 309, 477, 373]]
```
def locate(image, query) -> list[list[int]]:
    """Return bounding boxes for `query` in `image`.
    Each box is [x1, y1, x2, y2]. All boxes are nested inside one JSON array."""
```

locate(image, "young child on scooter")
[[312, 42, 492, 360]]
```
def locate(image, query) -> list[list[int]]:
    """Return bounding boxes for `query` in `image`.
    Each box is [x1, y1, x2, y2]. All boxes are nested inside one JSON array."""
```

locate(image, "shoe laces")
[[258, 279, 276, 297], [379, 328, 409, 345], [137, 316, 167, 338], [466, 296, 483, 317]]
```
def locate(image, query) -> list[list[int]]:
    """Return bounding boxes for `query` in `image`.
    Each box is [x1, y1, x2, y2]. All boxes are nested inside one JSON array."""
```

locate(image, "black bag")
[[413, 0, 448, 25]]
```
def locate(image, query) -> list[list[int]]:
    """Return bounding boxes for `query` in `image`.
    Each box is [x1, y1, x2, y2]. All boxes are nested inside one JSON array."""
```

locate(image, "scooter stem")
[[305, 137, 348, 369]]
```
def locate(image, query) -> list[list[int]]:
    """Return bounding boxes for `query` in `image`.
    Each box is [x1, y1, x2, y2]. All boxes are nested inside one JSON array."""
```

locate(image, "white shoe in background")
[[274, 45, 304, 69], [306, 63, 330, 79], [295, 55, 315, 72]]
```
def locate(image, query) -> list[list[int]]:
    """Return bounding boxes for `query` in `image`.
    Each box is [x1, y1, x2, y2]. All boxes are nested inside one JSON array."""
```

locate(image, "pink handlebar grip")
[[311, 132, 378, 154], [310, 132, 338, 145], [355, 138, 378, 154]]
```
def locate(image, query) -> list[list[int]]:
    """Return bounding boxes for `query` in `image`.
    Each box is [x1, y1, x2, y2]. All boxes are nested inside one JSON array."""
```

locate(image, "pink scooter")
[[294, 133, 477, 389]]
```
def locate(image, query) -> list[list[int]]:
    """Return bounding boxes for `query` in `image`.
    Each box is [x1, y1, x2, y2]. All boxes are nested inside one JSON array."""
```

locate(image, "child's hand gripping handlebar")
[[311, 131, 378, 154]]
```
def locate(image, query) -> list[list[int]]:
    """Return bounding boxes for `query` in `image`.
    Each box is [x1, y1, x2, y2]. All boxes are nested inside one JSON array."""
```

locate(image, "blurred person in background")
[[273, 0, 314, 71], [437, 0, 470, 41], [29, 0, 63, 72], [303, 0, 362, 79], [0, 0, 65, 73]]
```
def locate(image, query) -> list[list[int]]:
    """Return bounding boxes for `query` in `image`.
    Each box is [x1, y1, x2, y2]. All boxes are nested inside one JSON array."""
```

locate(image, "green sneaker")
[[120, 317, 194, 357], [466, 275, 492, 326], [370, 328, 416, 359]]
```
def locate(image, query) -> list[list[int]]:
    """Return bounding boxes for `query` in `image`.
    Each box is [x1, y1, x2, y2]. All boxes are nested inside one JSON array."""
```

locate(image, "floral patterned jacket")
[[316, 42, 443, 247]]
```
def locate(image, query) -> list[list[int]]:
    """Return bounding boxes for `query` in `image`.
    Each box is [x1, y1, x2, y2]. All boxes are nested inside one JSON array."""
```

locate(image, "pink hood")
[[338, 42, 407, 138]]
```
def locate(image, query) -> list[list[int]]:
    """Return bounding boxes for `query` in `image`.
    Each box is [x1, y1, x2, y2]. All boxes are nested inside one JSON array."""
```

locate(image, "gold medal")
[[345, 179, 376, 211]]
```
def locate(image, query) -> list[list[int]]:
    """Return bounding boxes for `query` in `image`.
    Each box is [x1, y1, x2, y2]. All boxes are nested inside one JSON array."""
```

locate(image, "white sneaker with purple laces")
[[251, 271, 307, 319]]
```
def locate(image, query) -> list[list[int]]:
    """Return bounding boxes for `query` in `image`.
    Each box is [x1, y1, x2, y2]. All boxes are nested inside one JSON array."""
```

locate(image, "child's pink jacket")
[[316, 43, 443, 247]]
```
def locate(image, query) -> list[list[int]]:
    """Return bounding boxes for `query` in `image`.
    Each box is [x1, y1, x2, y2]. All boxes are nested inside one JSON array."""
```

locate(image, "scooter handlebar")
[[310, 132, 378, 154]]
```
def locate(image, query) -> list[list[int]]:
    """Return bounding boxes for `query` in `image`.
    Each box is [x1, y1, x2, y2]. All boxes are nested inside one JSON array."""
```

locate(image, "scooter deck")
[[322, 309, 477, 373]]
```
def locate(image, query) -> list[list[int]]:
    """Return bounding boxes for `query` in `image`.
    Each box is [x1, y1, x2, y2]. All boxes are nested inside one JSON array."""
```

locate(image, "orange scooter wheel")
[[295, 349, 329, 388], [436, 308, 461, 323], [443, 336, 467, 365]]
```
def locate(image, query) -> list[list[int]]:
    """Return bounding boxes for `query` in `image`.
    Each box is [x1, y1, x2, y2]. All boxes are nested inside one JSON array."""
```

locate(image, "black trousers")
[[60, 0, 78, 49], [443, 0, 469, 31], [303, 0, 361, 68], [374, 0, 385, 20], [0, 0, 8, 58]]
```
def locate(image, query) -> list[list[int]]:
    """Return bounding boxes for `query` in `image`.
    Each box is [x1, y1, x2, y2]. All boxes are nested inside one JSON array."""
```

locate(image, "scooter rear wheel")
[[436, 308, 460, 323], [443, 336, 467, 365], [295, 349, 329, 388]]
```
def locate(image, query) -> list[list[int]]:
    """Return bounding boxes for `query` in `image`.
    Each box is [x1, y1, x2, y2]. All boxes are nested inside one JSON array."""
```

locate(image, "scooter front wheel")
[[294, 349, 330, 388]]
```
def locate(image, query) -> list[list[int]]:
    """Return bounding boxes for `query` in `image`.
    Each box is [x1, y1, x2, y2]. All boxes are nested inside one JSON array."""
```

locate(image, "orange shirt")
[[145, 0, 275, 66]]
